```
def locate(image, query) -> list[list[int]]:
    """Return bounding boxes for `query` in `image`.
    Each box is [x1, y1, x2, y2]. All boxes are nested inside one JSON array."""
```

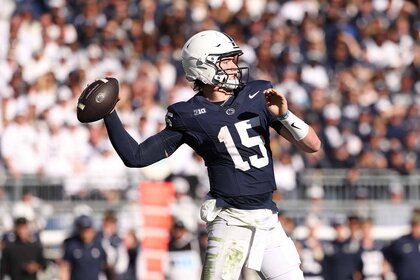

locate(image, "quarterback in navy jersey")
[[165, 79, 287, 211], [102, 30, 321, 280]]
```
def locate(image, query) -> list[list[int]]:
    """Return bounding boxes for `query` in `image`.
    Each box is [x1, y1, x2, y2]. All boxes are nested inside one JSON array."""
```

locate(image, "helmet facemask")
[[209, 53, 247, 91]]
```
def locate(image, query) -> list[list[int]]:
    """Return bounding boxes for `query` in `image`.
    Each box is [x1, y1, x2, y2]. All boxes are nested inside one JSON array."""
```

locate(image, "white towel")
[[200, 198, 222, 223], [245, 228, 269, 270]]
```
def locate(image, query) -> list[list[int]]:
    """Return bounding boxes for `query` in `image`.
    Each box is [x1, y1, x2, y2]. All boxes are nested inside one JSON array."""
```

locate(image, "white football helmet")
[[182, 30, 245, 90]]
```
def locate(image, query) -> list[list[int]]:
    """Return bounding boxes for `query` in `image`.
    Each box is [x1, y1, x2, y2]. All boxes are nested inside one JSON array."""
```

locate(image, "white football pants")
[[201, 217, 304, 280]]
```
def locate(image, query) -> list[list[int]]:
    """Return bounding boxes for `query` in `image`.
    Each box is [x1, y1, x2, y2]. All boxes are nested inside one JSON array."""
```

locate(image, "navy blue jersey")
[[104, 80, 284, 211], [382, 234, 420, 280], [322, 239, 362, 280], [63, 235, 107, 280], [165, 80, 283, 205]]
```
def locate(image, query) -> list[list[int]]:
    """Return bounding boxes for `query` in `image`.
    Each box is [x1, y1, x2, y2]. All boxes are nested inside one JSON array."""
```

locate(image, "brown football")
[[77, 77, 119, 123]]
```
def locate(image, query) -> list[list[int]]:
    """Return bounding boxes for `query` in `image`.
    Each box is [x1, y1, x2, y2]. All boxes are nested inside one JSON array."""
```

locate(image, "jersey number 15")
[[218, 117, 269, 171]]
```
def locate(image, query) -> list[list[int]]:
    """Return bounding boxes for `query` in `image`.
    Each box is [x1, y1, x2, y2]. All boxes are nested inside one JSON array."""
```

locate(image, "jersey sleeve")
[[165, 104, 187, 132], [104, 111, 184, 167], [382, 239, 398, 265], [62, 240, 74, 263]]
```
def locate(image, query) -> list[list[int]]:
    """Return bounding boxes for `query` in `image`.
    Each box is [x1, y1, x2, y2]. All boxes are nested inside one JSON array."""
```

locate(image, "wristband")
[[278, 110, 290, 120], [278, 111, 309, 141]]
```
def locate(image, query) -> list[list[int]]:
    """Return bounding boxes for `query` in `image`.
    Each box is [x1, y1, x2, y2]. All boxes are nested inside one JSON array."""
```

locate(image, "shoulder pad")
[[166, 102, 187, 131]]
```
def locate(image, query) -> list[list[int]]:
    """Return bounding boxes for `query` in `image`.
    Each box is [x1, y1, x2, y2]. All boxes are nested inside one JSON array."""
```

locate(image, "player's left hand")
[[263, 88, 288, 116]]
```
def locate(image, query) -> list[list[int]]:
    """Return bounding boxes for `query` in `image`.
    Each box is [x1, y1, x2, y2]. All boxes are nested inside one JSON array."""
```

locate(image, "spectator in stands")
[[296, 215, 324, 279], [348, 215, 362, 243], [373, 180, 412, 226], [38, 107, 75, 181], [98, 210, 122, 278], [85, 139, 128, 202], [0, 217, 46, 280], [12, 190, 51, 234], [1, 110, 42, 177], [306, 184, 325, 219], [99, 210, 122, 249], [357, 218, 387, 280], [277, 209, 296, 237], [60, 215, 110, 280], [115, 229, 141, 280], [322, 216, 362, 280], [382, 208, 420, 280], [166, 220, 202, 280], [273, 151, 300, 200], [170, 176, 199, 233]]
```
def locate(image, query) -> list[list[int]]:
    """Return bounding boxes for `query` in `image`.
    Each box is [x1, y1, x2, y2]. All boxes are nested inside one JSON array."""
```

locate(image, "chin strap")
[[223, 78, 240, 90]]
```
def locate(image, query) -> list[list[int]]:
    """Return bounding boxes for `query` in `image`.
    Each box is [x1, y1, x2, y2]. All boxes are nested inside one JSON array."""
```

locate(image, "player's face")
[[217, 55, 239, 79]]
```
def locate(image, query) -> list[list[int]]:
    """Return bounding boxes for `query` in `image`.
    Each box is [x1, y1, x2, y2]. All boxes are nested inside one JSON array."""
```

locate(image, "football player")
[[103, 30, 321, 279]]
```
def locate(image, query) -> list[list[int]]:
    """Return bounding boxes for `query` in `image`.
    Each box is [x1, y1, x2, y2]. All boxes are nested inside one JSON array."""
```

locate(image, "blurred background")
[[0, 0, 419, 279]]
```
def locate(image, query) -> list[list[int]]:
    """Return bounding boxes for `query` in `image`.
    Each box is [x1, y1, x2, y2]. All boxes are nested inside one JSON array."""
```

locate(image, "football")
[[77, 77, 119, 123]]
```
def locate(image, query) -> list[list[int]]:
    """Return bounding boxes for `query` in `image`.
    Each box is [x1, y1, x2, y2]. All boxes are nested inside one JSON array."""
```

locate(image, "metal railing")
[[1, 170, 419, 263], [2, 169, 420, 202], [1, 169, 419, 222], [299, 169, 420, 200]]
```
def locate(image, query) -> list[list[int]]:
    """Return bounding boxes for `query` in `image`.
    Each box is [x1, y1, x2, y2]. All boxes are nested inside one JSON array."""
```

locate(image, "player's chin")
[[216, 84, 235, 92]]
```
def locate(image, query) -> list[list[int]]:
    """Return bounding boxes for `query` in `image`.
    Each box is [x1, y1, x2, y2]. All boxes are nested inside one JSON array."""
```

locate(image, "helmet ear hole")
[[207, 55, 217, 63]]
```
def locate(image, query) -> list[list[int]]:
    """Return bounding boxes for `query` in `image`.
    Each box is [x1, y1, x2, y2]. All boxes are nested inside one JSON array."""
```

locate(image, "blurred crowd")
[[0, 0, 419, 279], [0, 0, 419, 199], [1, 205, 420, 280]]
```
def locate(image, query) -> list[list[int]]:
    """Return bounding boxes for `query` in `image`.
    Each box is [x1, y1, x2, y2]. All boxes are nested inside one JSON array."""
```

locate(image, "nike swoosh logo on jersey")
[[291, 123, 301, 129], [248, 91, 260, 99]]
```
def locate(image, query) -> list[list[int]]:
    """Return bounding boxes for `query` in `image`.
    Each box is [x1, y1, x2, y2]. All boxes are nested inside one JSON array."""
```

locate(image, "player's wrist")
[[278, 110, 309, 141], [277, 110, 290, 120]]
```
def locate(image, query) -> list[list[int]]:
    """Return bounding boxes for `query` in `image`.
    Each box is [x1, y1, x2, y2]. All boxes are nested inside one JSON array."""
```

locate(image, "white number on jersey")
[[218, 117, 269, 171]]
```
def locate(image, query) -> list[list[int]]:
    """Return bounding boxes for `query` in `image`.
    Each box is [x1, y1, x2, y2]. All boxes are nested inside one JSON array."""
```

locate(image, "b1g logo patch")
[[194, 108, 206, 116]]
